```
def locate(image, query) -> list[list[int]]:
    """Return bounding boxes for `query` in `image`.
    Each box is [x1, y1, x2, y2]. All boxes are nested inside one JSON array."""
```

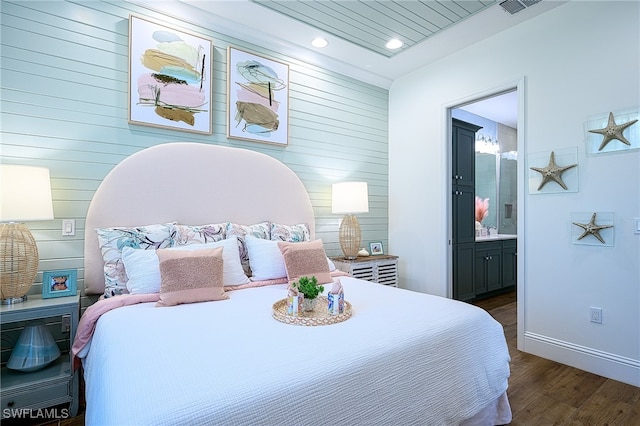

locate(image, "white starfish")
[[530, 151, 577, 190], [572, 212, 613, 244], [588, 112, 638, 151]]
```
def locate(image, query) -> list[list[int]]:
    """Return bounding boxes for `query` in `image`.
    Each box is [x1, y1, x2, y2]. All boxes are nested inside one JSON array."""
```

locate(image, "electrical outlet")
[[590, 307, 603, 324]]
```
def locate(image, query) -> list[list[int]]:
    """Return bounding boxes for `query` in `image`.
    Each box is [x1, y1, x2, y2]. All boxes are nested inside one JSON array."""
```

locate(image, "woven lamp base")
[[0, 223, 39, 304], [339, 214, 361, 260]]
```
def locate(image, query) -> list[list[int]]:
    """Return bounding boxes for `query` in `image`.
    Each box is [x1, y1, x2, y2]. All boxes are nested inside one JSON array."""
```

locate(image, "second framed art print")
[[227, 47, 289, 145], [128, 15, 213, 134]]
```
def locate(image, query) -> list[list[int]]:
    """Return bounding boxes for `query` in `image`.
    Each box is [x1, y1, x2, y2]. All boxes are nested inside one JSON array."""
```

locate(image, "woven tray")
[[272, 296, 352, 326]]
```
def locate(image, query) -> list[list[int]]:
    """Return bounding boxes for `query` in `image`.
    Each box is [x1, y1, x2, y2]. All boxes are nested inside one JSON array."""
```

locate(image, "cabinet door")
[[485, 249, 502, 292], [453, 187, 475, 244], [453, 243, 475, 301], [475, 242, 502, 295], [502, 239, 517, 288], [452, 119, 481, 188], [474, 249, 488, 295], [376, 260, 399, 287]]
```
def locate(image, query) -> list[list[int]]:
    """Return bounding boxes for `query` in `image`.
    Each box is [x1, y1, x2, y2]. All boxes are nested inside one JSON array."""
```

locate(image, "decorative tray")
[[272, 296, 352, 326]]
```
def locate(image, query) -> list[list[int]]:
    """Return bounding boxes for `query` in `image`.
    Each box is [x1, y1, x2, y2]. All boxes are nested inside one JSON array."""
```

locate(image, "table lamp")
[[332, 182, 369, 259], [0, 165, 54, 304]]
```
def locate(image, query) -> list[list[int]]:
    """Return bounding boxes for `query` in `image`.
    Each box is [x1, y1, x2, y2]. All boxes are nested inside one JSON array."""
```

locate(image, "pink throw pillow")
[[155, 246, 228, 307], [277, 239, 332, 284]]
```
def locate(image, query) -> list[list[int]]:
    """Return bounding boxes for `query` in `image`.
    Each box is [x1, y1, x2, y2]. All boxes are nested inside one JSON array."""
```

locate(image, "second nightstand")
[[331, 255, 399, 287]]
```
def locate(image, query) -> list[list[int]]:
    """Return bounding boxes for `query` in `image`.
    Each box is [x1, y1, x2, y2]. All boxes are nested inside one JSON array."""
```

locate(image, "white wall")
[[389, 1, 639, 386]]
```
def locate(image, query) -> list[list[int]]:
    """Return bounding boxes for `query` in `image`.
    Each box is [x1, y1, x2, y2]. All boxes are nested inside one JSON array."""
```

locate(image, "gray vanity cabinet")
[[474, 241, 503, 294], [473, 238, 517, 299]]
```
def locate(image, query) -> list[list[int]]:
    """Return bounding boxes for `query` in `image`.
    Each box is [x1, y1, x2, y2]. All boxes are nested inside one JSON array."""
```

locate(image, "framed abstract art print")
[[128, 15, 213, 134], [227, 47, 289, 145]]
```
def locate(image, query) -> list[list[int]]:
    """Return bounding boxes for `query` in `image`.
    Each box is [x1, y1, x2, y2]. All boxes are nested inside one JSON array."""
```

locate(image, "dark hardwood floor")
[[12, 291, 639, 425], [473, 291, 640, 425]]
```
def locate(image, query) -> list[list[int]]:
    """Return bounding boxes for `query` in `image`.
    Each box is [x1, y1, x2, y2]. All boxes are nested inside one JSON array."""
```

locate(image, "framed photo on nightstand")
[[369, 242, 384, 255], [42, 269, 77, 299]]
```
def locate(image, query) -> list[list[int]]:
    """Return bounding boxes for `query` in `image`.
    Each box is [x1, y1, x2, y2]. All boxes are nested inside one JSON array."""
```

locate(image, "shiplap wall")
[[0, 1, 389, 309]]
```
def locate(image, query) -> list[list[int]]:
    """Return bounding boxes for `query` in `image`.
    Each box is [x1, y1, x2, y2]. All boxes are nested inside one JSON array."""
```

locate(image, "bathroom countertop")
[[476, 234, 517, 242]]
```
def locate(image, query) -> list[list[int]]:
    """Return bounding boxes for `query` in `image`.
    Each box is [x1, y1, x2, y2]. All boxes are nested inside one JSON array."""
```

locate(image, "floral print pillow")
[[96, 223, 174, 298], [226, 222, 270, 276], [270, 223, 310, 242], [170, 223, 226, 246]]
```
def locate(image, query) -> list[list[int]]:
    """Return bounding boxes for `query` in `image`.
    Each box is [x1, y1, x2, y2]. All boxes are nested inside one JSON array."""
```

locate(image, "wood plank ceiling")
[[251, 0, 497, 57]]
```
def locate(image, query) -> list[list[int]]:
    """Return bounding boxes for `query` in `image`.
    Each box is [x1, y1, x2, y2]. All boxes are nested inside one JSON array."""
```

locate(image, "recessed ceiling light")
[[311, 37, 329, 48], [385, 38, 403, 50]]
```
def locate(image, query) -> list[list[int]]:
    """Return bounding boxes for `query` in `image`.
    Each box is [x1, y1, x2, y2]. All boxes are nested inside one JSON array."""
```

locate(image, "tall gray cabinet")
[[452, 118, 481, 301], [452, 118, 518, 302]]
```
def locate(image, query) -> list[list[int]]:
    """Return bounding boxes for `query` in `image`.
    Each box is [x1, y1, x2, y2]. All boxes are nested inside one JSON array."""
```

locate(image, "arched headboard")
[[84, 142, 315, 295]]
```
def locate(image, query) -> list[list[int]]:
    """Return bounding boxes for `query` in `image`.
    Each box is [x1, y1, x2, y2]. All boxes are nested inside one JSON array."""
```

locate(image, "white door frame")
[[444, 77, 527, 350]]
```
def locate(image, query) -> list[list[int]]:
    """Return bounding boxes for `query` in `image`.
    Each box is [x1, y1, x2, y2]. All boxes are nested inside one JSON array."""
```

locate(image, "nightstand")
[[331, 255, 399, 287], [1, 294, 80, 419]]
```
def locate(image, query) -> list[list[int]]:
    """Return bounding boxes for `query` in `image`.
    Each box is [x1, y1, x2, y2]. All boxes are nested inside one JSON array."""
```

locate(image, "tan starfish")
[[573, 212, 613, 244], [588, 112, 638, 151], [530, 151, 577, 190]]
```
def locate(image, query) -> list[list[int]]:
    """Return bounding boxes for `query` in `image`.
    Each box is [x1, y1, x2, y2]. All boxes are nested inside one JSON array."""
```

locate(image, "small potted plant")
[[293, 276, 324, 312]]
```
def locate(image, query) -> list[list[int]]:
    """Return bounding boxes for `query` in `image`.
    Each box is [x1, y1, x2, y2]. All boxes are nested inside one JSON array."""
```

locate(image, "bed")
[[74, 142, 512, 425]]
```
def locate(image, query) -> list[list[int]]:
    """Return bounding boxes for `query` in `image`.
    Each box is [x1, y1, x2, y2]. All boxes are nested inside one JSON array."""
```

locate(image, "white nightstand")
[[1, 294, 80, 419], [331, 255, 399, 287]]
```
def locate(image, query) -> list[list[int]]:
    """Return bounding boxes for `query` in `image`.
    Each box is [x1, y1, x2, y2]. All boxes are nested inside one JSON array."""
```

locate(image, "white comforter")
[[82, 278, 511, 425]]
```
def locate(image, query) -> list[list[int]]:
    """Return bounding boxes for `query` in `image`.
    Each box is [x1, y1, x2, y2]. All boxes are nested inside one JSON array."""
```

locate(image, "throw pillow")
[[277, 239, 332, 284], [270, 222, 310, 242], [156, 246, 228, 307], [226, 222, 270, 275], [171, 223, 226, 245], [96, 222, 174, 298], [245, 236, 287, 281]]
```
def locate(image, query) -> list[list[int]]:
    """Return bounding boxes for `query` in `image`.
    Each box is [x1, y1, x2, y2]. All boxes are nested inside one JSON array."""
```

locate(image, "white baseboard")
[[523, 332, 640, 387]]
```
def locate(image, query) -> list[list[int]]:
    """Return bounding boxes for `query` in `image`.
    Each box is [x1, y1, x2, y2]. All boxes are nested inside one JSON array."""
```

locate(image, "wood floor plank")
[[545, 368, 608, 408]]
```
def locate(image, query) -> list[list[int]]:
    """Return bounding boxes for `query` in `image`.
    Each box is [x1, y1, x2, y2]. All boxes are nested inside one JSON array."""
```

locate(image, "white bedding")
[[82, 277, 511, 425]]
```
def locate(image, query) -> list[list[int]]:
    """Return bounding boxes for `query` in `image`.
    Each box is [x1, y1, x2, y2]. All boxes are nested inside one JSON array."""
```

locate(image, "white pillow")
[[245, 236, 336, 281], [122, 246, 161, 294], [122, 238, 249, 294]]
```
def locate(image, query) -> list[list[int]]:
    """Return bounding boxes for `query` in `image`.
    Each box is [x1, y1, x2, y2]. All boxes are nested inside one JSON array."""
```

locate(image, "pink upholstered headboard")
[[84, 142, 315, 295]]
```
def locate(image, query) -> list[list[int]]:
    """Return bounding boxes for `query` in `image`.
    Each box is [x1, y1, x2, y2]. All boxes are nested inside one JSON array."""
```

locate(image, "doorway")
[[448, 85, 522, 304]]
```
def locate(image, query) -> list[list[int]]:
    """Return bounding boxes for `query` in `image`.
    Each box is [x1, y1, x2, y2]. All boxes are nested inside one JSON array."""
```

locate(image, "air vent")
[[499, 0, 541, 15]]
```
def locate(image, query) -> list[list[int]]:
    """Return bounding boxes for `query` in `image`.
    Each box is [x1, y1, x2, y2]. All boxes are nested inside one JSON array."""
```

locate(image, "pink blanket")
[[72, 293, 160, 370]]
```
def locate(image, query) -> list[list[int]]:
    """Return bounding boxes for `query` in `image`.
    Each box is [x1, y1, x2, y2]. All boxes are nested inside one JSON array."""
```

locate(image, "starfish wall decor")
[[530, 151, 577, 191], [572, 212, 614, 244], [588, 111, 638, 151]]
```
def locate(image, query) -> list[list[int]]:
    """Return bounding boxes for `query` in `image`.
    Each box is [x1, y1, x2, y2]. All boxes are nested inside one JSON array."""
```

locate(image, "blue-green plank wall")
[[0, 1, 389, 308]]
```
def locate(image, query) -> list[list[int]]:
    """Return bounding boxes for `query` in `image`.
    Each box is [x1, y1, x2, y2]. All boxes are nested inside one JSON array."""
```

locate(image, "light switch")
[[62, 219, 75, 236], [635, 218, 640, 235]]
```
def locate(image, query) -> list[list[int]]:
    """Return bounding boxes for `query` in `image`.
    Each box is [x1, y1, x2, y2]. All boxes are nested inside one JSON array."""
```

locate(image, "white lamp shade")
[[0, 165, 54, 222], [331, 182, 369, 214]]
